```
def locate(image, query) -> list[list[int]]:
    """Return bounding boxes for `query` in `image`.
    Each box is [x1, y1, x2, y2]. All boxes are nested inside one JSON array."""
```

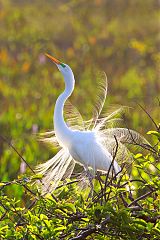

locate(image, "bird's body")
[[52, 58, 120, 175], [36, 54, 148, 193], [50, 58, 120, 175], [66, 129, 120, 173]]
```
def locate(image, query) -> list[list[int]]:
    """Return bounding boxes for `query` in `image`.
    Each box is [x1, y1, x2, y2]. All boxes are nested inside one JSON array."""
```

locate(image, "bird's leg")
[[84, 165, 94, 199]]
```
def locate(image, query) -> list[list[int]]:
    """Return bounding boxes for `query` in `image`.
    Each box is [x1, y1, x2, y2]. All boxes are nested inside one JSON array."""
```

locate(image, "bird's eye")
[[60, 63, 66, 68]]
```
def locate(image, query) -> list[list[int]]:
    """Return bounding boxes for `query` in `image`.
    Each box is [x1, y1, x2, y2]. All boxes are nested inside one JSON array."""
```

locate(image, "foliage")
[[0, 1, 159, 239], [0, 129, 160, 239], [0, 0, 159, 185]]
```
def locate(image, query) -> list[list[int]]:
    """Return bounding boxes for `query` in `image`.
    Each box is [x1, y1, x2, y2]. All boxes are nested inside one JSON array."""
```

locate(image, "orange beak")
[[45, 53, 61, 65]]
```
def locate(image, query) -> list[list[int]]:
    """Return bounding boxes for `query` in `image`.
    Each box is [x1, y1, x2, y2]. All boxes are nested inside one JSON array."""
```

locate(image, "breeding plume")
[[36, 54, 147, 193]]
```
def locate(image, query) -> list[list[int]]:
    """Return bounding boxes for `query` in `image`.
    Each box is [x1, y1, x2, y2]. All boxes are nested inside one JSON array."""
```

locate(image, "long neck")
[[54, 74, 74, 147]]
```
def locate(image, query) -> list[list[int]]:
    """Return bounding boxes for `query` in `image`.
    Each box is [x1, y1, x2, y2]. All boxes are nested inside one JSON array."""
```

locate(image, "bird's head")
[[45, 53, 73, 78]]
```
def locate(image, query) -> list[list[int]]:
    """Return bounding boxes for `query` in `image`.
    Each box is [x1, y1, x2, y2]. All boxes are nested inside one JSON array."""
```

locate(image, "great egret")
[[36, 54, 147, 193]]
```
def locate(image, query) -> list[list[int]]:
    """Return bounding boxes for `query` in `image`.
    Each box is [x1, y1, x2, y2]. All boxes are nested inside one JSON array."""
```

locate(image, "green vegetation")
[[0, 0, 159, 239], [0, 131, 160, 239]]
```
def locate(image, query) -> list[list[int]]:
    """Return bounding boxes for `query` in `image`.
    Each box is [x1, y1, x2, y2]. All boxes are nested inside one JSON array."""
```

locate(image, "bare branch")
[[70, 227, 97, 240], [128, 190, 155, 207], [137, 104, 159, 131], [0, 134, 35, 174]]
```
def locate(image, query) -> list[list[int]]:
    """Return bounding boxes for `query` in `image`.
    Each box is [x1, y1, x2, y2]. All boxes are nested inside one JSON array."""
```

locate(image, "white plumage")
[[35, 54, 148, 193]]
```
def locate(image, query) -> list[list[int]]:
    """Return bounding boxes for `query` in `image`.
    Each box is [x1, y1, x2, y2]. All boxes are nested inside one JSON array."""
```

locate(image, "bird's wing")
[[64, 100, 84, 130], [64, 72, 108, 131], [95, 106, 129, 131], [89, 71, 108, 128], [38, 131, 60, 149], [35, 148, 74, 194], [64, 100, 87, 130], [38, 100, 91, 148], [116, 142, 133, 166], [104, 137, 133, 165], [102, 128, 149, 145], [63, 159, 76, 179], [38, 101, 86, 147]]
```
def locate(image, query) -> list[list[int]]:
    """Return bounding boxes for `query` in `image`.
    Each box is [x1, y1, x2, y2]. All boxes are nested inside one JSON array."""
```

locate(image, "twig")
[[0, 211, 7, 221], [137, 104, 158, 131], [29, 230, 44, 240], [128, 190, 154, 207], [70, 227, 97, 240], [0, 134, 58, 201], [56, 179, 79, 190], [104, 136, 119, 193], [120, 179, 155, 192], [0, 134, 35, 174]]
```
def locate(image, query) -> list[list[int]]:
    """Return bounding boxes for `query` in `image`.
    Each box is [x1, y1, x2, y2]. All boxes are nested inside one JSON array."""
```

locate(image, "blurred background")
[[0, 0, 159, 197]]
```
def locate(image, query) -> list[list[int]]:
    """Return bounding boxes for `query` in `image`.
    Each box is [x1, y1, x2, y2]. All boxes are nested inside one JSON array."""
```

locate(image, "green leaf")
[[40, 214, 48, 220], [0, 225, 8, 232], [146, 222, 154, 231], [134, 153, 143, 159], [31, 174, 43, 180], [147, 131, 160, 139], [54, 226, 66, 232], [0, 183, 5, 187], [152, 227, 160, 236], [63, 203, 76, 213], [133, 219, 147, 227], [81, 217, 90, 222]]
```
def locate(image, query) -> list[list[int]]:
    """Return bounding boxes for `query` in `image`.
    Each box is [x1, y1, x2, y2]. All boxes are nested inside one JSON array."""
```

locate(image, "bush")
[[0, 129, 159, 239]]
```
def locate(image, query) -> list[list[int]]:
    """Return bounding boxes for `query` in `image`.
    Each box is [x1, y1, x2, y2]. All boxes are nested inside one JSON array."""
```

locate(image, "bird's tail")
[[35, 148, 75, 194]]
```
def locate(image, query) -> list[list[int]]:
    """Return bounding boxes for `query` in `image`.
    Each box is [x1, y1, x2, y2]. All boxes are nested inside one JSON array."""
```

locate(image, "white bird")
[[36, 54, 148, 193]]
